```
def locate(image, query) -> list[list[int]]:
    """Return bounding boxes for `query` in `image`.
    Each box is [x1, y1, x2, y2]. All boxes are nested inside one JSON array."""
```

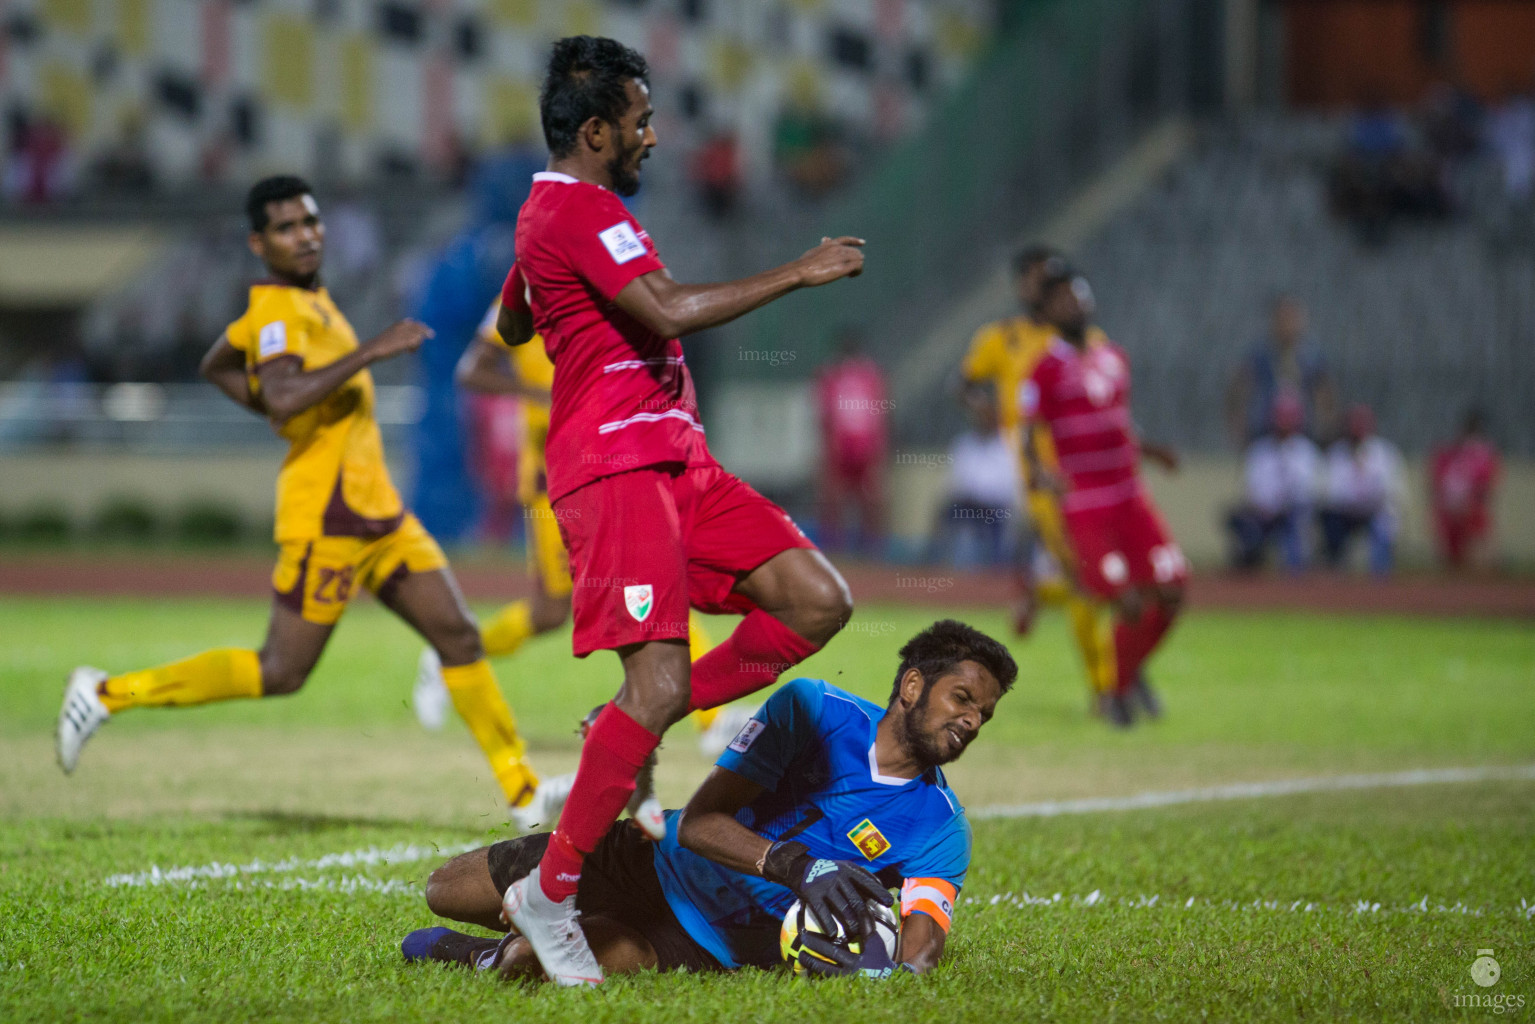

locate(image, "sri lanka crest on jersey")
[[847, 818, 891, 860]]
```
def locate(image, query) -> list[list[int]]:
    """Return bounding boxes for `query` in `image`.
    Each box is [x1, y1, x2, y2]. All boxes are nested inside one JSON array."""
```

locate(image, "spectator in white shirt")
[[1227, 394, 1319, 572], [1319, 404, 1403, 576], [931, 386, 1021, 569]]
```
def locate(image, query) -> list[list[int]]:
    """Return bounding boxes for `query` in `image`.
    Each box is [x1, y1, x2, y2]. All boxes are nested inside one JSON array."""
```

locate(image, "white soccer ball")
[[778, 897, 899, 973]]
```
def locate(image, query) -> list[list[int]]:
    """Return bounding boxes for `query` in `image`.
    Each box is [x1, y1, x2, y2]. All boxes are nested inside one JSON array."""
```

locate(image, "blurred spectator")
[[1329, 95, 1450, 242], [3, 114, 76, 205], [91, 114, 155, 194], [1225, 394, 1319, 573], [1486, 88, 1534, 204], [688, 129, 742, 220], [815, 329, 888, 554], [774, 99, 847, 198], [929, 386, 1020, 570], [1419, 81, 1482, 164], [1430, 408, 1500, 571], [465, 390, 525, 544], [323, 191, 385, 299], [1318, 405, 1402, 576], [1226, 294, 1336, 446]]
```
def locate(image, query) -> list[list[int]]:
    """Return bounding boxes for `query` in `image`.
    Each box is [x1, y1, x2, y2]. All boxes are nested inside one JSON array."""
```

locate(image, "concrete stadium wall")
[[3, 451, 1532, 568]]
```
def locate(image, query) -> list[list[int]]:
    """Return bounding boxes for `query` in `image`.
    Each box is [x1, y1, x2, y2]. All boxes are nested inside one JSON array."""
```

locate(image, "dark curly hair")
[[540, 36, 650, 159], [888, 619, 1018, 702], [245, 175, 314, 233]]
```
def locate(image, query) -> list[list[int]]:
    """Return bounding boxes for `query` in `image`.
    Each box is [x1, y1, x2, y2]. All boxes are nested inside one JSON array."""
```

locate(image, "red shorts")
[[554, 463, 815, 656], [1064, 488, 1188, 600]]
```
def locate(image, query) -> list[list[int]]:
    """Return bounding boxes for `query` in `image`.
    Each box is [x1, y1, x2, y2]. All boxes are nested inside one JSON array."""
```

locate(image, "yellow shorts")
[[524, 491, 573, 599], [272, 514, 448, 626], [1027, 488, 1077, 573]]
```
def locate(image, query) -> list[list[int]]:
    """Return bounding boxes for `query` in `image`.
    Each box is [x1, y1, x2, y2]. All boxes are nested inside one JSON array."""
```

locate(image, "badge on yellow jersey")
[[847, 818, 892, 860]]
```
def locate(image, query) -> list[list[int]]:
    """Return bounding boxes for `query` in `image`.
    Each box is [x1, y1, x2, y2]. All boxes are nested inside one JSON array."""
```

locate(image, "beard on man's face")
[[608, 142, 642, 197], [900, 685, 967, 769]]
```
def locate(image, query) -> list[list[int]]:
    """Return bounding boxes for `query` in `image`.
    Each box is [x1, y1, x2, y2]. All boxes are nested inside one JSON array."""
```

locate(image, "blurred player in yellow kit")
[[55, 175, 546, 819], [961, 245, 1117, 705], [411, 285, 756, 835]]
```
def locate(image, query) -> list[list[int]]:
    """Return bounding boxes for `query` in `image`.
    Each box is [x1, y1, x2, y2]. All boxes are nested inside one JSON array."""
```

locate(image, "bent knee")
[[433, 616, 484, 666], [794, 565, 854, 631], [257, 653, 310, 696]]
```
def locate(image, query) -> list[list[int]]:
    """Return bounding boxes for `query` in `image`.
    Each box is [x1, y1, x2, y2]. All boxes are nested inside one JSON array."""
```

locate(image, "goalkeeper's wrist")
[[760, 840, 811, 886]]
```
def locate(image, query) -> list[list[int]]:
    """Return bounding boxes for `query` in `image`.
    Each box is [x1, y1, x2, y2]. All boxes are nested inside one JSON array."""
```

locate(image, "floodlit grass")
[[0, 596, 1531, 1021]]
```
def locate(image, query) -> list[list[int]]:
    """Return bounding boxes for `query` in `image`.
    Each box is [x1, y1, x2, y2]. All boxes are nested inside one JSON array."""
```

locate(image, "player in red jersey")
[[494, 36, 866, 985], [1019, 263, 1186, 728], [1430, 408, 1500, 570]]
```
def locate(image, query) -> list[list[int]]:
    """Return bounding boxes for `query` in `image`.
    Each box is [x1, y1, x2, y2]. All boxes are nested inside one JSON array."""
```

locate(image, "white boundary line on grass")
[[970, 764, 1535, 820], [102, 840, 480, 889]]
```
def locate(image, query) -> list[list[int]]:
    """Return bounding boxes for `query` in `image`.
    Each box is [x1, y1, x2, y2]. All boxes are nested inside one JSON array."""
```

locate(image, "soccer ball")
[[778, 898, 900, 974]]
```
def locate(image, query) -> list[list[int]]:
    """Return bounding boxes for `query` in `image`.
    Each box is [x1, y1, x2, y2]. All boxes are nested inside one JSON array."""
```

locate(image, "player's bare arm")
[[613, 237, 865, 339], [198, 334, 265, 415], [1021, 421, 1066, 495], [256, 319, 432, 423], [455, 338, 551, 403], [674, 765, 773, 873], [494, 301, 535, 348], [1139, 439, 1181, 473]]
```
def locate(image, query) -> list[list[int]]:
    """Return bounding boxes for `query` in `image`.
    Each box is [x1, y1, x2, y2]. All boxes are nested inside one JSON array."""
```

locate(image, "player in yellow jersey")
[[410, 289, 756, 836], [960, 245, 1118, 710], [55, 176, 544, 818]]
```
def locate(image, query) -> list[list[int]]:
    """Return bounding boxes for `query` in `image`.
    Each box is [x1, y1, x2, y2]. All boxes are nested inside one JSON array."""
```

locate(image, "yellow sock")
[[441, 659, 538, 805], [1067, 595, 1117, 695], [688, 612, 722, 730], [481, 600, 536, 658], [1036, 576, 1072, 605], [99, 648, 262, 714]]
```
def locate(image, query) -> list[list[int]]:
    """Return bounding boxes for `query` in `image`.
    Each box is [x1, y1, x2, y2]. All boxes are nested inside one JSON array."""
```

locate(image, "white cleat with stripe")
[[57, 667, 110, 774]]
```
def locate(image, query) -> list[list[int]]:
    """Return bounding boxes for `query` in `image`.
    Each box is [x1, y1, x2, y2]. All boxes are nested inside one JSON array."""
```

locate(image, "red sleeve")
[[500, 262, 529, 314], [554, 192, 666, 301]]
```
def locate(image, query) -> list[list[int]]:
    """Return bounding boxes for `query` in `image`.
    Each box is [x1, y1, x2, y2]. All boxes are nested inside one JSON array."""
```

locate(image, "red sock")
[[538, 703, 659, 901], [687, 609, 818, 712], [1114, 604, 1177, 693]]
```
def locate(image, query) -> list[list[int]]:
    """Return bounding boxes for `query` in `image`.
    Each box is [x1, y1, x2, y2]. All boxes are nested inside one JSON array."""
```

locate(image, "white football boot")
[[502, 866, 603, 987], [412, 648, 449, 731], [57, 667, 110, 773], [510, 772, 574, 833], [697, 704, 757, 758], [625, 754, 666, 840]]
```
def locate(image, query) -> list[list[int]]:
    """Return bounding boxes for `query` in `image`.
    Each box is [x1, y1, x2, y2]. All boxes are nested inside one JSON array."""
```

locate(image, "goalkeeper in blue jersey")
[[402, 619, 1016, 981]]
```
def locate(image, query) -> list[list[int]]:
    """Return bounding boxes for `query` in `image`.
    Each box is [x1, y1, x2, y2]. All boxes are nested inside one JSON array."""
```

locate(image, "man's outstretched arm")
[[256, 319, 432, 423], [455, 338, 551, 402], [613, 236, 864, 339], [199, 335, 265, 415]]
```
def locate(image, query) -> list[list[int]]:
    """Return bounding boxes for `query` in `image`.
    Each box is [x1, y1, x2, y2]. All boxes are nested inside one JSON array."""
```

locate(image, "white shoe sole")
[[57, 667, 110, 774], [413, 649, 448, 731]]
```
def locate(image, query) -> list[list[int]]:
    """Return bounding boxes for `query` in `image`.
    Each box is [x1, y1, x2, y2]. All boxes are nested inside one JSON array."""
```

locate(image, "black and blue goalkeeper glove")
[[763, 840, 895, 939], [794, 930, 908, 979]]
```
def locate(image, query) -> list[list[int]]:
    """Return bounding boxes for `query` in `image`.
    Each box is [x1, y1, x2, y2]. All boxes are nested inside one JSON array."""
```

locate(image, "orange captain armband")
[[900, 877, 958, 932]]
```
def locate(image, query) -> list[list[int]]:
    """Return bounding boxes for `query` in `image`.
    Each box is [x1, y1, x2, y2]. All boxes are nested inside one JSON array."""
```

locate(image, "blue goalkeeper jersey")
[[652, 677, 970, 969]]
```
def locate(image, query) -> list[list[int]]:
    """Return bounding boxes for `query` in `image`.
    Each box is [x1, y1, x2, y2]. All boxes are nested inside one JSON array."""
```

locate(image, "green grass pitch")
[[0, 595, 1531, 1022]]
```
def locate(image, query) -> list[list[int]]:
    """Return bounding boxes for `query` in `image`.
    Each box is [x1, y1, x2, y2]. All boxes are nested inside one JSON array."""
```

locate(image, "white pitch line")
[[971, 764, 1535, 820], [102, 840, 479, 888]]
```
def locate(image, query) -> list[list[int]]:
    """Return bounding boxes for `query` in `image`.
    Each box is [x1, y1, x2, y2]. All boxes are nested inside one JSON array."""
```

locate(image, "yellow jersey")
[[962, 316, 1110, 480], [225, 282, 404, 542], [479, 298, 555, 500]]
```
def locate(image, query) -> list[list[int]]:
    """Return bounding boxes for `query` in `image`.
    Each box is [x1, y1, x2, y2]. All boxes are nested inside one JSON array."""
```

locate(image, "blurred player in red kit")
[[815, 328, 888, 554], [495, 36, 866, 984], [1020, 262, 1186, 727], [1430, 408, 1500, 570]]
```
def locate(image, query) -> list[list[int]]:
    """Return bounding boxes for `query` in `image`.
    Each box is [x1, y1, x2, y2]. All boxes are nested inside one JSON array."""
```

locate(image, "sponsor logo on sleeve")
[[258, 321, 287, 358], [727, 719, 764, 753], [598, 222, 647, 264], [847, 819, 892, 860]]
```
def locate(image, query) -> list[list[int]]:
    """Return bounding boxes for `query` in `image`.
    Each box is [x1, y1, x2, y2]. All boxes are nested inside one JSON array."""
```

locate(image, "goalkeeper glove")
[[762, 840, 894, 939]]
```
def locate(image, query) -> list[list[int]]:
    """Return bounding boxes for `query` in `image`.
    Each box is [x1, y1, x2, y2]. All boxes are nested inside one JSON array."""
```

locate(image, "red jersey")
[[1020, 337, 1140, 512], [816, 355, 889, 464], [1431, 437, 1499, 523], [512, 172, 714, 503]]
